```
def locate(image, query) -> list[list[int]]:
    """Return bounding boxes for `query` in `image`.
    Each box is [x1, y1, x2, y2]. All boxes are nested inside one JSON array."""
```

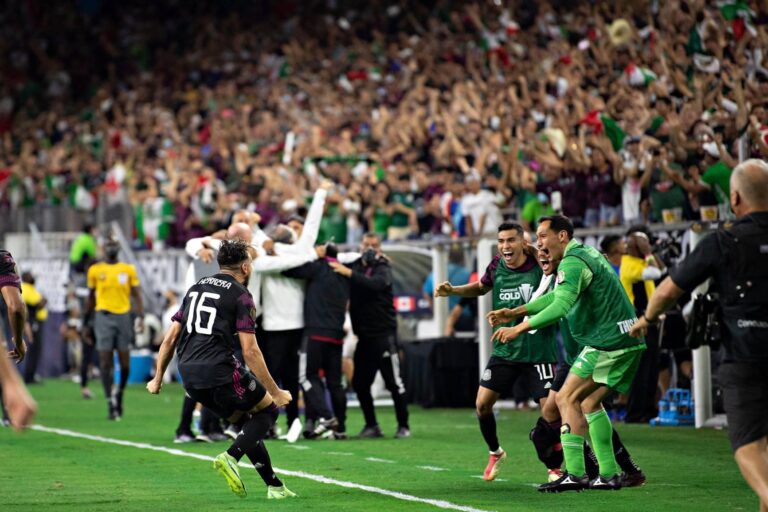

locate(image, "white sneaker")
[[285, 418, 302, 444]]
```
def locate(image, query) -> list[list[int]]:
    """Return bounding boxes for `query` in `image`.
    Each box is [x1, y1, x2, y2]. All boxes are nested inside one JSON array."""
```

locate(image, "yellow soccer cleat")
[[213, 452, 247, 498], [267, 485, 297, 499]]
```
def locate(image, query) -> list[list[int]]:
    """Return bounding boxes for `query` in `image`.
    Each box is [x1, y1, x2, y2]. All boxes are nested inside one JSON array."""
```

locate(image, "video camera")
[[685, 292, 722, 350]]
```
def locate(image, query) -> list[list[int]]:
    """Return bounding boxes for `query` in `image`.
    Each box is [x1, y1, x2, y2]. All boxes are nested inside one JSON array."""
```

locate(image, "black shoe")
[[313, 417, 339, 437], [265, 425, 279, 440], [589, 474, 622, 490], [108, 404, 120, 421], [358, 425, 384, 439], [394, 426, 411, 439], [303, 418, 316, 439], [620, 471, 646, 488], [538, 473, 589, 493]]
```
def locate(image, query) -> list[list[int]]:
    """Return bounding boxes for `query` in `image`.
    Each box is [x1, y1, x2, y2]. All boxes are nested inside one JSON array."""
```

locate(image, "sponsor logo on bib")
[[498, 283, 534, 302]]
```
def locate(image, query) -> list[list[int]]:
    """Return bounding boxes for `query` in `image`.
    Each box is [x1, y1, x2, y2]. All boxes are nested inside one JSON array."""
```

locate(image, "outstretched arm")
[[239, 331, 291, 407], [146, 321, 183, 394], [1, 286, 27, 362], [435, 280, 490, 298]]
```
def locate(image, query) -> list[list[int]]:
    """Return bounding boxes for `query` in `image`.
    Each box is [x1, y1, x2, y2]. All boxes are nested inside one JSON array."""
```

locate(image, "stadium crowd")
[[1, 0, 768, 249]]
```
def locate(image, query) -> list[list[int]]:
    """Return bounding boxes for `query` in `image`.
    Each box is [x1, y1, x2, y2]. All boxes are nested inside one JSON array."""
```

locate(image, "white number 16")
[[186, 291, 220, 335]]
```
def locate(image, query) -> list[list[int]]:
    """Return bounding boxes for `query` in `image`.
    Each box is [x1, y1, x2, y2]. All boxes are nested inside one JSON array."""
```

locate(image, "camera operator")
[[630, 159, 768, 510], [329, 232, 410, 439]]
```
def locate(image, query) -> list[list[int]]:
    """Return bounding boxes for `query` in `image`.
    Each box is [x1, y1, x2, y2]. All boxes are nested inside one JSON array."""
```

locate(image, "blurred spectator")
[[1, 1, 766, 244]]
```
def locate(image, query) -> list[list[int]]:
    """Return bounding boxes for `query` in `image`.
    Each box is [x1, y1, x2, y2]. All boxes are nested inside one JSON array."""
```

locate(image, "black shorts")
[[479, 357, 556, 401], [719, 362, 768, 451], [551, 363, 571, 393], [185, 367, 267, 420]]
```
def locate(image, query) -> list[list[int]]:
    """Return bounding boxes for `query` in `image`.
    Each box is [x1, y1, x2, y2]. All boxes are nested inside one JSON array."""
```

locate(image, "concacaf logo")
[[498, 283, 534, 302]]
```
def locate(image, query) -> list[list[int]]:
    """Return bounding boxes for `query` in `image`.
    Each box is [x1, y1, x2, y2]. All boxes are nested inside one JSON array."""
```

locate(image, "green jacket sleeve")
[[528, 257, 592, 330], [526, 290, 556, 315]]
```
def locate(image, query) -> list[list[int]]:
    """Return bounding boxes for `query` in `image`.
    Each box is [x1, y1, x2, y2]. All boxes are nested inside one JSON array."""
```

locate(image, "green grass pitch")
[[0, 381, 757, 511]]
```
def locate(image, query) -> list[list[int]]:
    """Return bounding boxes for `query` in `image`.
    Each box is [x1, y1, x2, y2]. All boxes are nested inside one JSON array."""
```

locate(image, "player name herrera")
[[198, 277, 233, 289]]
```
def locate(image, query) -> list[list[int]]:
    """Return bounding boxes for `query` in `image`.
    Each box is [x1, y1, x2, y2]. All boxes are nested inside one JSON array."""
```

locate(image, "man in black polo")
[[329, 232, 410, 438], [631, 159, 768, 510]]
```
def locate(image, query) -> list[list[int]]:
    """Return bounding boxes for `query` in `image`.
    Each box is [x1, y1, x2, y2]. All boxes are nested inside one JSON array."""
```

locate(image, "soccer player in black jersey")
[[148, 240, 296, 500], [0, 249, 37, 430]]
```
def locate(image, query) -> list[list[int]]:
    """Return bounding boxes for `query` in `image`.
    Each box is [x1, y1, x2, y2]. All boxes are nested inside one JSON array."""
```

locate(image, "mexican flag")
[[135, 197, 174, 249], [720, 1, 757, 40], [624, 63, 657, 87], [579, 111, 627, 151]]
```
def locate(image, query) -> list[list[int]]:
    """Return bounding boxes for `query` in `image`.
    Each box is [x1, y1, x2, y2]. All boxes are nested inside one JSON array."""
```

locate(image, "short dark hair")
[[625, 224, 651, 239], [363, 232, 381, 241], [325, 243, 338, 258], [600, 234, 623, 254], [538, 215, 574, 239], [497, 222, 524, 236], [217, 239, 250, 269]]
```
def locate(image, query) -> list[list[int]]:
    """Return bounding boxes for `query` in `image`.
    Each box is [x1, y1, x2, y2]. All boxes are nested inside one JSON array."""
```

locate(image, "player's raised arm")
[[435, 280, 490, 298]]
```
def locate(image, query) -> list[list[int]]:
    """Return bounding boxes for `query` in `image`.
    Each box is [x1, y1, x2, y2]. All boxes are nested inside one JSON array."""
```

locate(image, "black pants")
[[626, 325, 660, 423], [301, 339, 346, 431], [352, 334, 409, 430], [80, 340, 96, 388], [261, 328, 302, 427], [24, 321, 45, 384]]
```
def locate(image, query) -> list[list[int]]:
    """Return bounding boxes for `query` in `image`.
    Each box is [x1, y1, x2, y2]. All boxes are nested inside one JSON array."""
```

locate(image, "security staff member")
[[86, 238, 144, 420], [329, 232, 410, 439], [631, 159, 768, 510]]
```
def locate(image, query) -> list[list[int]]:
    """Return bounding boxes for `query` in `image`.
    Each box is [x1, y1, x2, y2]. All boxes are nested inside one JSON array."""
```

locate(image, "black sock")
[[584, 442, 599, 479], [612, 428, 641, 474], [227, 405, 277, 461], [101, 367, 113, 405], [246, 440, 283, 487], [118, 364, 129, 395], [176, 395, 196, 436], [478, 413, 500, 452]]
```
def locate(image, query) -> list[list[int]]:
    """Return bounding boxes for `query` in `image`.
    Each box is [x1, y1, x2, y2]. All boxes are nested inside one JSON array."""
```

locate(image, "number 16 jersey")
[[172, 273, 258, 389]]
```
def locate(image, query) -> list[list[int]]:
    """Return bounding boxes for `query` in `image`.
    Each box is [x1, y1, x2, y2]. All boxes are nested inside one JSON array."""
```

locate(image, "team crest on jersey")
[[482, 369, 492, 381], [248, 379, 257, 391], [556, 271, 565, 284]]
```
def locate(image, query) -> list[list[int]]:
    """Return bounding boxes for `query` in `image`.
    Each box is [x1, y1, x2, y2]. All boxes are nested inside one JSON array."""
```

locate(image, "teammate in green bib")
[[434, 222, 558, 483], [487, 215, 646, 492]]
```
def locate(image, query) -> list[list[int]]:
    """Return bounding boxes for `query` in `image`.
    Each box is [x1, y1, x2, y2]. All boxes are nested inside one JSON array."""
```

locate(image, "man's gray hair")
[[731, 159, 768, 207]]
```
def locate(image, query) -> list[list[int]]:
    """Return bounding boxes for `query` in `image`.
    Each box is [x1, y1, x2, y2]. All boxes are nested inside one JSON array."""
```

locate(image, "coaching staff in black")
[[630, 159, 768, 510], [329, 232, 410, 438]]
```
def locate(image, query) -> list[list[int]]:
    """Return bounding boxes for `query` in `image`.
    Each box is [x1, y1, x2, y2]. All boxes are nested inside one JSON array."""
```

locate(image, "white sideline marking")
[[418, 466, 447, 472], [30, 425, 492, 512], [323, 451, 354, 456], [285, 444, 311, 450], [365, 456, 396, 463], [471, 476, 508, 482]]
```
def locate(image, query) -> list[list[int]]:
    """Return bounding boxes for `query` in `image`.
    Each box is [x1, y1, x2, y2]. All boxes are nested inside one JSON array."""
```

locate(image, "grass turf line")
[[0, 381, 758, 511]]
